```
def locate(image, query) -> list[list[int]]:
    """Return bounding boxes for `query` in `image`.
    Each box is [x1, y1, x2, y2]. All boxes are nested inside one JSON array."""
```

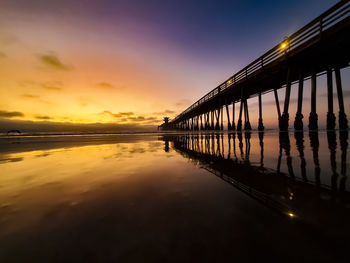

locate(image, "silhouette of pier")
[[160, 1, 350, 131]]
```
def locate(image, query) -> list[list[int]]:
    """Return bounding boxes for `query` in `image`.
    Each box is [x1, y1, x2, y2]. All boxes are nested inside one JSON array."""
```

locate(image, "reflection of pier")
[[160, 131, 350, 221]]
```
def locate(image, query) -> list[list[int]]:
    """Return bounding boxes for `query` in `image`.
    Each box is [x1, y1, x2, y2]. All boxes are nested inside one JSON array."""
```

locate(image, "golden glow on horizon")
[[0, 27, 184, 126]]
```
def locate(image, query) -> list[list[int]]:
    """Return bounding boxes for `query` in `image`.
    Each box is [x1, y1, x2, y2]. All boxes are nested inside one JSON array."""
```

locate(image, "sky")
[[0, 0, 348, 132]]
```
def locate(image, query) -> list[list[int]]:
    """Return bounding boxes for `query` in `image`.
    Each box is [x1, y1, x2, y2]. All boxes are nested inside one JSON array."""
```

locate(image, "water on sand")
[[0, 131, 349, 262]]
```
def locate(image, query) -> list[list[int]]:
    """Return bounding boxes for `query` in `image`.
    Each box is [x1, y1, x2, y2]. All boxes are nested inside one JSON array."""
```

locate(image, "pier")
[[160, 1, 350, 131]]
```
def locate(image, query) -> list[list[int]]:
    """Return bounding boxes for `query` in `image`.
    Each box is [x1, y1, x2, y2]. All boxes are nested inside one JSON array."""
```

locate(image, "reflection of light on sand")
[[0, 140, 182, 236]]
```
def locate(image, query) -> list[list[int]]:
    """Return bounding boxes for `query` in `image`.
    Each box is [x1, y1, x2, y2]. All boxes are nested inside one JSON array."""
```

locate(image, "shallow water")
[[0, 131, 349, 262]]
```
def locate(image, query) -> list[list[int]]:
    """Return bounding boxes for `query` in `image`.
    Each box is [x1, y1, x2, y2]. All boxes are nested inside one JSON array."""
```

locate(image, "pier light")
[[280, 40, 288, 50], [287, 212, 295, 218]]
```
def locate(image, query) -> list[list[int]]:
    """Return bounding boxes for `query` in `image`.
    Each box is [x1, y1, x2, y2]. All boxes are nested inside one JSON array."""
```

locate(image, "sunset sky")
[[0, 0, 349, 131]]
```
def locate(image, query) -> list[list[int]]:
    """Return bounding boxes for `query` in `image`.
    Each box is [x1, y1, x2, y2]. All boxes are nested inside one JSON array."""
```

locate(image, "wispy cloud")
[[152, 109, 176, 115], [21, 94, 40, 99], [97, 82, 114, 89], [0, 32, 19, 46], [35, 115, 51, 120], [101, 111, 134, 118], [99, 111, 160, 124], [0, 110, 24, 118], [128, 116, 146, 122], [0, 119, 157, 133], [41, 81, 63, 91], [38, 53, 69, 70], [175, 99, 191, 107], [127, 116, 160, 123]]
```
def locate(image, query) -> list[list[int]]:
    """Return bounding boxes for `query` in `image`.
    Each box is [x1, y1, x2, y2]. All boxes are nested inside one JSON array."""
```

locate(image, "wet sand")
[[0, 132, 349, 262]]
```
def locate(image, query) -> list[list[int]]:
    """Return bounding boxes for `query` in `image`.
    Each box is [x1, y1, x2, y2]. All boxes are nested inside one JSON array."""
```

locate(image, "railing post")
[[308, 72, 318, 130], [335, 68, 348, 129], [294, 71, 304, 130]]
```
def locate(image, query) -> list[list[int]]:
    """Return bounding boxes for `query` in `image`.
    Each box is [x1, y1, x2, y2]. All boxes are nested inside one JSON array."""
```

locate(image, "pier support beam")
[[226, 103, 231, 130], [215, 108, 220, 130], [335, 68, 348, 129], [274, 88, 281, 128], [232, 102, 236, 130], [294, 72, 304, 130], [244, 99, 252, 130], [206, 112, 210, 130], [258, 91, 264, 131], [327, 69, 336, 130], [280, 68, 291, 131], [221, 105, 224, 130], [309, 72, 318, 130], [237, 100, 243, 131]]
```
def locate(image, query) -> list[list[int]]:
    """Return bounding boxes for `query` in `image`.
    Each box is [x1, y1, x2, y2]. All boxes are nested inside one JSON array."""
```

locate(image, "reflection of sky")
[[0, 138, 177, 235], [0, 132, 349, 238], [0, 0, 348, 129]]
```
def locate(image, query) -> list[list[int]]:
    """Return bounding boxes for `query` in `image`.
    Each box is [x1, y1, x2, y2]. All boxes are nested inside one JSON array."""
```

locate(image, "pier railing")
[[171, 0, 350, 123]]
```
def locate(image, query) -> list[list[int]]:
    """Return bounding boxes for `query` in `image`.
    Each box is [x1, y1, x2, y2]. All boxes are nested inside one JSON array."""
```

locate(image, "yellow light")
[[281, 41, 287, 50], [289, 192, 294, 200], [288, 212, 295, 218], [227, 79, 232, 85]]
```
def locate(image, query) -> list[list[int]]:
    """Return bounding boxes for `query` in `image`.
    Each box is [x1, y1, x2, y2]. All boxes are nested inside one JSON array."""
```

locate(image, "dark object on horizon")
[[161, 1, 350, 132], [158, 117, 171, 130], [7, 130, 21, 135]]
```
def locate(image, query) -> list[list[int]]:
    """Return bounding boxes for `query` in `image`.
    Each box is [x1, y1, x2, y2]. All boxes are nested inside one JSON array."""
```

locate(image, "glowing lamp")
[[281, 41, 288, 50]]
